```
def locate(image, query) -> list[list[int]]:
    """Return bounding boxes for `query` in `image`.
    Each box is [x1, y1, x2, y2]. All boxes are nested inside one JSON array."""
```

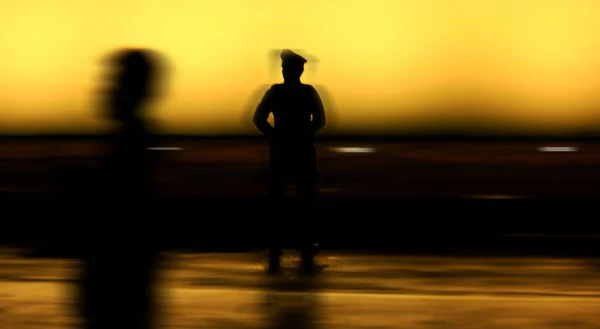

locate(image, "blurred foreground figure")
[[80, 48, 165, 329], [253, 49, 326, 276]]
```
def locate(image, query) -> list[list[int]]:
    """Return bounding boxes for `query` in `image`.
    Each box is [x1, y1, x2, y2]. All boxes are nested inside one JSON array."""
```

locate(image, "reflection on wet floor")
[[1, 251, 600, 329]]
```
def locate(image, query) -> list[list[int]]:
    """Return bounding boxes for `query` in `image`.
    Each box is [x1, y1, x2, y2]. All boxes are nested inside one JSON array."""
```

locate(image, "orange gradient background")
[[1, 0, 600, 135]]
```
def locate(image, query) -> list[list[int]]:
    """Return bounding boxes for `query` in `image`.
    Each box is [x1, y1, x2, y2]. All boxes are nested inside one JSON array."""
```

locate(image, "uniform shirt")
[[254, 83, 326, 148]]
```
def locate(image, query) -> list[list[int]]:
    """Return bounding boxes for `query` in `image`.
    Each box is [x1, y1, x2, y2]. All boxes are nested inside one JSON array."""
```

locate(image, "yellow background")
[[1, 0, 600, 135]]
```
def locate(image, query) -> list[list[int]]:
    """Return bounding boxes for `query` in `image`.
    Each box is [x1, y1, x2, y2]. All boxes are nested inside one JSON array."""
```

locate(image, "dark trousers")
[[267, 144, 318, 270], [268, 145, 317, 200]]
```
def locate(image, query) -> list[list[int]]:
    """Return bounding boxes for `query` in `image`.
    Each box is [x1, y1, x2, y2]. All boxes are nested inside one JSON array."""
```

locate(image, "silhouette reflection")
[[262, 276, 322, 329]]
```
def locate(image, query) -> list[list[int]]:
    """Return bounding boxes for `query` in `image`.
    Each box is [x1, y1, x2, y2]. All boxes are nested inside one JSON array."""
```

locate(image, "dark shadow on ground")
[[262, 276, 322, 329]]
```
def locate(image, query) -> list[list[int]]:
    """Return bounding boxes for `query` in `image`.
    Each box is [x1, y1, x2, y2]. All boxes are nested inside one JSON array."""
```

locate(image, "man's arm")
[[253, 87, 275, 137], [310, 87, 326, 133]]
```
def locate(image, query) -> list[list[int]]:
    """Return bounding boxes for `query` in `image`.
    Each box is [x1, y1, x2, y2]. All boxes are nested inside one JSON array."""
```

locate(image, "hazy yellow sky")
[[1, 0, 600, 134]]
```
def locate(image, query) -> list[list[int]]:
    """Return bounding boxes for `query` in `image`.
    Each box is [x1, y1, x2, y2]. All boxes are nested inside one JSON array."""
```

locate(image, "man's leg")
[[295, 146, 317, 201], [299, 241, 318, 275], [295, 146, 318, 274], [268, 151, 288, 201], [267, 244, 283, 274], [267, 150, 287, 274]]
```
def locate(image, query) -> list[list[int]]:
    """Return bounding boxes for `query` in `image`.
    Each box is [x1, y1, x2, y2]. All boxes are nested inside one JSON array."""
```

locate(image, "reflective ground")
[[2, 139, 599, 328], [2, 250, 600, 329]]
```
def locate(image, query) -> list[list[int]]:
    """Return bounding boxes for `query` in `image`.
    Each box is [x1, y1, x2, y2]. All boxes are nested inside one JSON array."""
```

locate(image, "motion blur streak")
[[146, 147, 183, 151], [537, 146, 578, 152], [329, 147, 376, 153], [1, 0, 600, 135]]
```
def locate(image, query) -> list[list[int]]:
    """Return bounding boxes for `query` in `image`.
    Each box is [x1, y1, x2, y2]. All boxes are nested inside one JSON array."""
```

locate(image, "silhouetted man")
[[253, 49, 326, 276], [80, 48, 164, 329]]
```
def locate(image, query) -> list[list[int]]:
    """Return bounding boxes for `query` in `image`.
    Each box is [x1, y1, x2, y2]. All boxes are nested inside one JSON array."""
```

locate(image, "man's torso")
[[269, 83, 316, 146]]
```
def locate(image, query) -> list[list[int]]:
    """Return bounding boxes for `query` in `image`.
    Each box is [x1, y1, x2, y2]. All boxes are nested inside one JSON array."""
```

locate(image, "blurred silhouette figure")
[[79, 48, 165, 329], [253, 49, 326, 276]]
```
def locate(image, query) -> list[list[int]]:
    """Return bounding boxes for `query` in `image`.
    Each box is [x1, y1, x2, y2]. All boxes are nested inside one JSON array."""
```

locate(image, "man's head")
[[104, 48, 163, 121], [281, 49, 307, 83]]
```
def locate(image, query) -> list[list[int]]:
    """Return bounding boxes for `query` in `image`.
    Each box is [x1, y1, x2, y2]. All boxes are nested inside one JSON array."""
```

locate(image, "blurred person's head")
[[103, 48, 164, 122]]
